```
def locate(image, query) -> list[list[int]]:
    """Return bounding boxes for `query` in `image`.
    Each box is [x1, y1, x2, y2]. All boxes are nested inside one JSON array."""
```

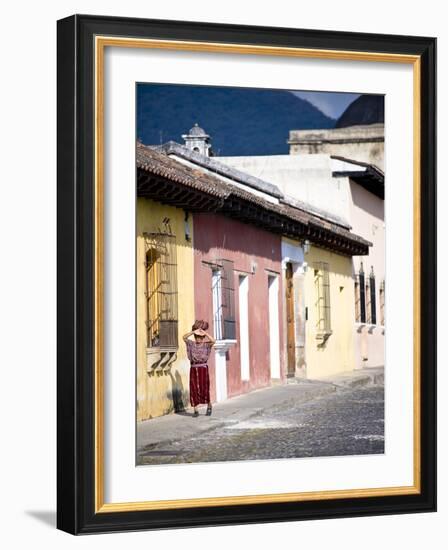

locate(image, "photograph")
[[135, 83, 386, 466]]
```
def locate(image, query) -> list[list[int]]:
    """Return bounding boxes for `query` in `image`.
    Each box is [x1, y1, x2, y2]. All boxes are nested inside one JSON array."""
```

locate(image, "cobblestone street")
[[137, 370, 384, 465]]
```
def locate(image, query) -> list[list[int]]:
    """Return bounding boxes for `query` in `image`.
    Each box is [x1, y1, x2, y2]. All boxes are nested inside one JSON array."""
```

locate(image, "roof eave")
[[137, 165, 370, 257]]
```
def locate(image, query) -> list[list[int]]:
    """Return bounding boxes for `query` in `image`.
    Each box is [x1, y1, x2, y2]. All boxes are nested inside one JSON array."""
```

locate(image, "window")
[[355, 277, 361, 322], [380, 280, 385, 326], [369, 268, 377, 325], [145, 232, 178, 349], [314, 262, 331, 338], [212, 259, 236, 340], [356, 263, 367, 323], [356, 264, 377, 326], [365, 278, 371, 324]]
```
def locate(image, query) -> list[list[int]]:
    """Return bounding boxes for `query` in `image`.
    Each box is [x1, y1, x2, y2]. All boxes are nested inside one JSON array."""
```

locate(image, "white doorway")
[[238, 275, 250, 381], [268, 275, 281, 379]]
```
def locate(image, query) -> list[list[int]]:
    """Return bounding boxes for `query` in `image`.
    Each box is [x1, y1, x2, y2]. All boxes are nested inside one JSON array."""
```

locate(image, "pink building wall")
[[193, 213, 285, 401], [350, 180, 385, 369]]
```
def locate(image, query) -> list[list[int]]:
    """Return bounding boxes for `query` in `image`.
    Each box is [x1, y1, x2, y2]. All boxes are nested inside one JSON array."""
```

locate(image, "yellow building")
[[136, 198, 195, 421], [281, 237, 357, 381], [304, 246, 356, 378]]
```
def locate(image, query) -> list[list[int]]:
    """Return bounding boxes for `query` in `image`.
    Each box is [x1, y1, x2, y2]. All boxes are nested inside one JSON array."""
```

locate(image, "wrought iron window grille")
[[144, 230, 179, 351], [211, 259, 236, 341], [314, 261, 332, 340]]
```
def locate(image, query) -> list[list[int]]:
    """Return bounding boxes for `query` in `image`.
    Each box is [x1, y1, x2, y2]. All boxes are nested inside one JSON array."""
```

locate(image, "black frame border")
[[57, 14, 436, 535]]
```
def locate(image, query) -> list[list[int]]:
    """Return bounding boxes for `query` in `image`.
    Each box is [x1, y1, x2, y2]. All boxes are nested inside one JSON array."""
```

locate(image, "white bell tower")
[[182, 123, 212, 157]]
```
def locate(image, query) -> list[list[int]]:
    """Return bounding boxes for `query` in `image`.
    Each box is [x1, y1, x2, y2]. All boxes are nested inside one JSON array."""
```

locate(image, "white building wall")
[[219, 154, 352, 225]]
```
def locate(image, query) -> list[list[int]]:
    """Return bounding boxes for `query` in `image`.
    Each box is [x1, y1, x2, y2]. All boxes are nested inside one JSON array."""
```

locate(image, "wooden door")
[[285, 262, 296, 377]]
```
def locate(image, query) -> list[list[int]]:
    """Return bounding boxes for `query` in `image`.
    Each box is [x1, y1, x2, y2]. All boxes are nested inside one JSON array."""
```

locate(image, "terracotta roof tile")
[[137, 143, 371, 252]]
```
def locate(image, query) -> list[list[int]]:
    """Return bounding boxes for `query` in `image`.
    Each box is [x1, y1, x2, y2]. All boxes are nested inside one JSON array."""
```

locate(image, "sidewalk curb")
[[319, 367, 384, 389]]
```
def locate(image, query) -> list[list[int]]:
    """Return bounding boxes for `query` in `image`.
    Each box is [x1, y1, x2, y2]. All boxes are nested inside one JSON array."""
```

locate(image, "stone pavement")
[[137, 367, 384, 465]]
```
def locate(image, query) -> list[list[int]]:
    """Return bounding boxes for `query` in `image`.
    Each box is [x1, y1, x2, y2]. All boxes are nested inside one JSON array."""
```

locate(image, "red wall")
[[193, 213, 285, 402]]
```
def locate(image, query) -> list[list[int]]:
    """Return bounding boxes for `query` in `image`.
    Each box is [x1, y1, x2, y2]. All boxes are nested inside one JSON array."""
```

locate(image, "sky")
[[292, 91, 361, 118], [137, 83, 366, 156]]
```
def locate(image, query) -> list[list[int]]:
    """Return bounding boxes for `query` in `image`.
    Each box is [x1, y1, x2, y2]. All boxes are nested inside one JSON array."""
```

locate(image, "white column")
[[268, 275, 281, 379], [212, 269, 236, 402], [292, 263, 307, 377], [213, 340, 236, 402], [211, 269, 223, 340]]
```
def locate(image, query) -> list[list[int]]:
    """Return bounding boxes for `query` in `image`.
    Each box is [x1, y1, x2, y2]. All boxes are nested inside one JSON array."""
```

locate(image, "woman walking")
[[183, 320, 215, 417]]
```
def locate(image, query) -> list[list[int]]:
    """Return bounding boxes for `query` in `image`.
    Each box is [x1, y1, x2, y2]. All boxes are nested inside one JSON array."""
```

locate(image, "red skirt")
[[189, 365, 210, 407]]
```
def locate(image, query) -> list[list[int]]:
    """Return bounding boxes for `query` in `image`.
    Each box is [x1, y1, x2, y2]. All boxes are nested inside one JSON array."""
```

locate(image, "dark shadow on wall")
[[350, 179, 384, 219], [167, 369, 188, 414]]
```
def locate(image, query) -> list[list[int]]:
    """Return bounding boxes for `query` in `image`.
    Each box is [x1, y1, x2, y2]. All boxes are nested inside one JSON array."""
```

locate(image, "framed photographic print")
[[57, 14, 436, 534]]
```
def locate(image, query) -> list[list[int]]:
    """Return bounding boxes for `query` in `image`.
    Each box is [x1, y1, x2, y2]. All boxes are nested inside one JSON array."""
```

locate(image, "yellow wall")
[[304, 246, 356, 378], [136, 198, 195, 421]]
